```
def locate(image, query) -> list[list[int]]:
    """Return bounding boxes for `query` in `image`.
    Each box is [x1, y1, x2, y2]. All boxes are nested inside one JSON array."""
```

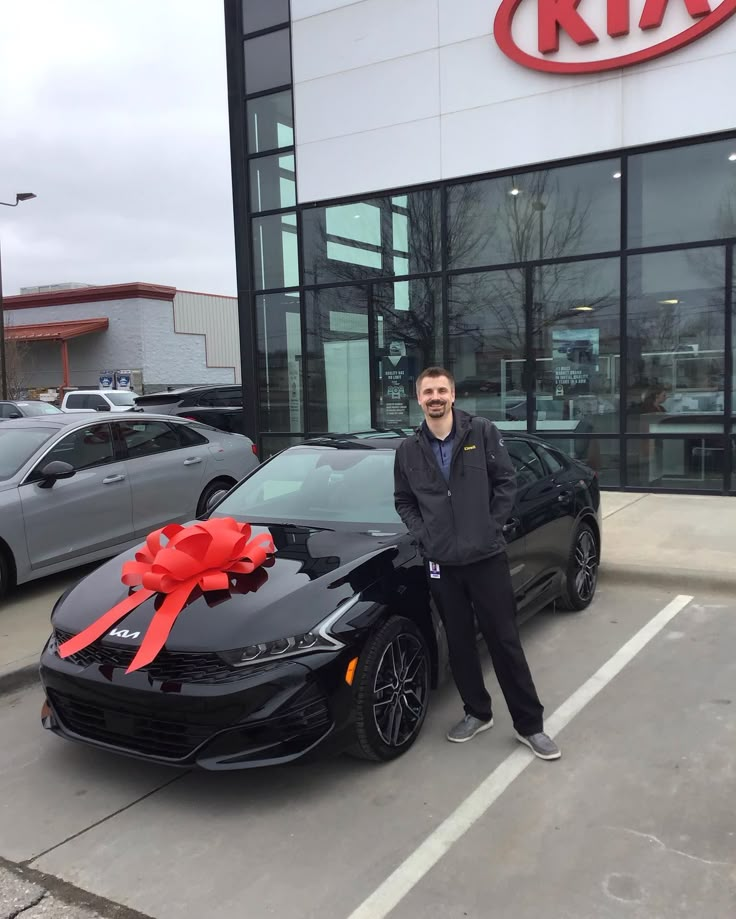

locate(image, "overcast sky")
[[0, 0, 237, 297]]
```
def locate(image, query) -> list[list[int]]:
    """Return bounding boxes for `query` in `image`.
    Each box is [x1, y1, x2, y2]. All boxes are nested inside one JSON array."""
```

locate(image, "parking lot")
[[2, 576, 734, 919]]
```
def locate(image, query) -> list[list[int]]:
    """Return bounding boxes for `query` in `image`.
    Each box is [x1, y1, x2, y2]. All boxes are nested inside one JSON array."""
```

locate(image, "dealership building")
[[224, 0, 736, 492]]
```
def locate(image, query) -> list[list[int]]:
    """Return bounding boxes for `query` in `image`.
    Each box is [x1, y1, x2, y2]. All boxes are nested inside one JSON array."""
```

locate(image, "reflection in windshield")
[[214, 447, 401, 525], [0, 428, 55, 480], [16, 402, 62, 416]]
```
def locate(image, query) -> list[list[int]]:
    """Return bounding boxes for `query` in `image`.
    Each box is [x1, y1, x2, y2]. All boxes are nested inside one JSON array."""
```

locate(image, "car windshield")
[[0, 428, 56, 480], [213, 446, 403, 526], [106, 392, 136, 406], [16, 402, 62, 416]]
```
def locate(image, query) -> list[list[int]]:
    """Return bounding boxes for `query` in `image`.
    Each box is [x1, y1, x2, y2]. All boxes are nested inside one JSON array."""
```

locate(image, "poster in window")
[[552, 330, 599, 390], [380, 341, 412, 428]]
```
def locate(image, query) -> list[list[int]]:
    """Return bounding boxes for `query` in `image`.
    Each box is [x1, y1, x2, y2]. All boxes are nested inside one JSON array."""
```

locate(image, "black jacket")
[[393, 409, 516, 566]]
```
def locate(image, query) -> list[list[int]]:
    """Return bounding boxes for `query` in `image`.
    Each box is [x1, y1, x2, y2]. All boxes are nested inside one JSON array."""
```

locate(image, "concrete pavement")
[[1, 493, 735, 692]]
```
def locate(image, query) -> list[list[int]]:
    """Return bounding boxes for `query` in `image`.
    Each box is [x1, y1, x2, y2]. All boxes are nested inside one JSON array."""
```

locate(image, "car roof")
[[0, 412, 216, 430], [302, 429, 557, 452], [63, 390, 136, 395]]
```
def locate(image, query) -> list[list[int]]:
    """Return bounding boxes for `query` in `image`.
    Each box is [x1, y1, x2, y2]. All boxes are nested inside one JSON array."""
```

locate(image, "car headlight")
[[219, 595, 360, 668]]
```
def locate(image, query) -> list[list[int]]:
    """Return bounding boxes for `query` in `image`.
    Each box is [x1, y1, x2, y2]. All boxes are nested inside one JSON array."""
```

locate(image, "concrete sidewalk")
[[1, 493, 734, 694]]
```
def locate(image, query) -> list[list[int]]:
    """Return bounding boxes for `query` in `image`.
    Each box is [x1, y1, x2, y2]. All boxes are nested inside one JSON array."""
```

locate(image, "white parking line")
[[347, 594, 694, 919]]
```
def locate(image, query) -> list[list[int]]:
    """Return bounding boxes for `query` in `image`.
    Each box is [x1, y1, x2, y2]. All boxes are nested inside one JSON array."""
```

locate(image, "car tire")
[[349, 616, 431, 762], [0, 547, 12, 600], [196, 478, 235, 517], [558, 521, 598, 611]]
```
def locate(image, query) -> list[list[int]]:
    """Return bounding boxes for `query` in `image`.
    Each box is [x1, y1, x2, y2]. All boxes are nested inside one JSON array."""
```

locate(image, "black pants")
[[428, 553, 544, 736]]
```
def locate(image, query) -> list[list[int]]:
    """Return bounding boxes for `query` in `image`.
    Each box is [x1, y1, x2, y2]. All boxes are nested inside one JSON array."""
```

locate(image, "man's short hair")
[[416, 367, 455, 393]]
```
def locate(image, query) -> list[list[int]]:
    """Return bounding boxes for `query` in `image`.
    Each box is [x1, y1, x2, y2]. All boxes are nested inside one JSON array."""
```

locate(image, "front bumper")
[[40, 636, 359, 769]]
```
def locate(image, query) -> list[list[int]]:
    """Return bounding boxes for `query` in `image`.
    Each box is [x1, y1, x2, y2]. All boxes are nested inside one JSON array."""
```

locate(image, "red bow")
[[58, 518, 275, 674]]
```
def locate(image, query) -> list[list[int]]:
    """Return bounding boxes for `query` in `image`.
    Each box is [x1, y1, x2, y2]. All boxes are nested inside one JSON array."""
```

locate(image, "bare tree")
[[1, 338, 33, 399]]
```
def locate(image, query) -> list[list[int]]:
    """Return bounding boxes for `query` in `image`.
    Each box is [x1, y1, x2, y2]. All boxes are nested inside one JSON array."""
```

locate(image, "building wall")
[[290, 0, 736, 202], [6, 293, 237, 392], [172, 291, 241, 383]]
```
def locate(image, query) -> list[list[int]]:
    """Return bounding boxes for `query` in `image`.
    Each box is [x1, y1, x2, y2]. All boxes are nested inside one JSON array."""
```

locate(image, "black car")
[[134, 386, 244, 434], [0, 400, 63, 419], [39, 432, 601, 770]]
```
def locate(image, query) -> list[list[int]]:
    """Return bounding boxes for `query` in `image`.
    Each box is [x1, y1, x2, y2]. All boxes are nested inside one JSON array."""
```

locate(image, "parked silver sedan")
[[0, 413, 259, 596]]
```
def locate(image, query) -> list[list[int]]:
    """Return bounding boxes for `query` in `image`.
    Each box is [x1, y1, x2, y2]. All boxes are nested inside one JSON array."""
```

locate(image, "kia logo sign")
[[494, 0, 736, 73]]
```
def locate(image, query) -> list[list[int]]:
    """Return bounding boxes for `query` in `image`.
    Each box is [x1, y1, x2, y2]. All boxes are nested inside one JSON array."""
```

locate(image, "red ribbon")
[[58, 517, 275, 674]]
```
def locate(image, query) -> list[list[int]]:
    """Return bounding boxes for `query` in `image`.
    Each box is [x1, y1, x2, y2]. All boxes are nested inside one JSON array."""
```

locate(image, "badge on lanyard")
[[429, 561, 441, 579]]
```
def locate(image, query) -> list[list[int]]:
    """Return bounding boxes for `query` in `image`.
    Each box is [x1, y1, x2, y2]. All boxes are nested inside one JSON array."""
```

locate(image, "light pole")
[[0, 193, 37, 399]]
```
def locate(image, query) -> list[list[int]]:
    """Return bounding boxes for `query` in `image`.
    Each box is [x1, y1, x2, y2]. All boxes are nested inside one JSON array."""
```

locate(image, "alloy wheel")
[[574, 529, 598, 601], [372, 633, 429, 748]]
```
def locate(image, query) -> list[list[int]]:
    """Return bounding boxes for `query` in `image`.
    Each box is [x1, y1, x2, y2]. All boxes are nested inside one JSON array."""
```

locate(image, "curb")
[[599, 564, 736, 596], [0, 662, 39, 697]]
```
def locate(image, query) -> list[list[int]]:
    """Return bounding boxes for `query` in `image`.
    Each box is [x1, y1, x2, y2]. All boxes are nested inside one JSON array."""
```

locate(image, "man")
[[393, 367, 560, 760]]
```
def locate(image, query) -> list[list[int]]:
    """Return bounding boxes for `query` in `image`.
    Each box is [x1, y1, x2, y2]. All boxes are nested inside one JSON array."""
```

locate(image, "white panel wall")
[[290, 0, 736, 202]]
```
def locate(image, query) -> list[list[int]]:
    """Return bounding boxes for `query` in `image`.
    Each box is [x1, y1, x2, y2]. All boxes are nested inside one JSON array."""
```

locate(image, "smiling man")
[[393, 366, 560, 760]]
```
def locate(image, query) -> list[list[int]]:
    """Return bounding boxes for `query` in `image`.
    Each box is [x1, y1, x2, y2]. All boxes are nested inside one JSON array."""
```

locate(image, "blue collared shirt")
[[423, 417, 456, 483]]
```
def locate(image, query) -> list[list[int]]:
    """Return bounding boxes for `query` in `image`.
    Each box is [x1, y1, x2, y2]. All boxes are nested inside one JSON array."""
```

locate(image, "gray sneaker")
[[516, 731, 561, 760], [447, 714, 494, 743]]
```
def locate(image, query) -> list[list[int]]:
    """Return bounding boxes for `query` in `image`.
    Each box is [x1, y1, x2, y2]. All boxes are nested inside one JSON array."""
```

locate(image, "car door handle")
[[503, 517, 521, 534], [183, 457, 203, 466], [557, 489, 573, 503], [102, 474, 126, 484]]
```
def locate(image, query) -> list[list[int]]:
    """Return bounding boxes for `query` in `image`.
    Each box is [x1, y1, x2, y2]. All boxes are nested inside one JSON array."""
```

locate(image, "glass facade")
[[224, 4, 736, 491]]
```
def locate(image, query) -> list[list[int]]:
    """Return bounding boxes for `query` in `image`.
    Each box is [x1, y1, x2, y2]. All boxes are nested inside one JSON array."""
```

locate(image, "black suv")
[[133, 385, 244, 434]]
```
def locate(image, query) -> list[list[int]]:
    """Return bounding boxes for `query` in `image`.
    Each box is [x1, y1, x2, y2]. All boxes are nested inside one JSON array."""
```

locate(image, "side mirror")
[[37, 461, 76, 489], [9, 412, 22, 419], [95, 403, 111, 412]]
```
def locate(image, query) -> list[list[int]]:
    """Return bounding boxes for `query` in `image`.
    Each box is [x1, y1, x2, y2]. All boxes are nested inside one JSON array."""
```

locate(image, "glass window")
[[176, 425, 210, 447], [506, 439, 546, 486], [448, 270, 526, 429], [531, 258, 620, 436], [447, 159, 621, 270], [0, 427, 55, 480], [253, 212, 299, 290], [118, 421, 180, 459], [257, 293, 304, 432], [106, 392, 136, 407], [244, 28, 291, 95], [628, 139, 736, 248], [373, 278, 442, 429], [626, 249, 725, 433], [212, 446, 402, 526], [250, 153, 296, 213], [542, 437, 621, 487], [65, 394, 87, 409], [243, 0, 289, 34], [302, 191, 441, 285], [36, 424, 115, 472], [627, 436, 724, 490], [260, 434, 304, 460], [306, 287, 371, 433], [247, 91, 294, 153], [534, 443, 566, 475]]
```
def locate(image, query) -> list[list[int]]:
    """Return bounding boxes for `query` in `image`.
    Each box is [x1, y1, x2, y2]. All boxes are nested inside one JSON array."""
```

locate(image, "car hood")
[[53, 523, 412, 653]]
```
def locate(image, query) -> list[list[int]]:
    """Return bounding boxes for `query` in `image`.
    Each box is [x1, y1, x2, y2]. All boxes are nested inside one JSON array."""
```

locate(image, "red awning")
[[5, 318, 109, 342]]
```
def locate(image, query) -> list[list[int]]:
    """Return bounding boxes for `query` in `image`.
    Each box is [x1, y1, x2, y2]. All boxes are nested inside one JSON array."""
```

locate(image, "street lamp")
[[0, 192, 37, 399]]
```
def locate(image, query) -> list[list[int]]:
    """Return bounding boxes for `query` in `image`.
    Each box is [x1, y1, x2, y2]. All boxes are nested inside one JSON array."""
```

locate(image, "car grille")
[[47, 683, 332, 762], [54, 629, 260, 684], [47, 689, 213, 760]]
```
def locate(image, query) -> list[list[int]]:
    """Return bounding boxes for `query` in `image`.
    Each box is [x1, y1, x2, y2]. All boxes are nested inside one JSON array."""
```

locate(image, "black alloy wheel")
[[559, 522, 598, 611], [350, 617, 431, 761]]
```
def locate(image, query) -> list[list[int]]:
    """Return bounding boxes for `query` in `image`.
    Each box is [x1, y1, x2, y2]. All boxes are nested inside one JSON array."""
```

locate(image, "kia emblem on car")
[[494, 0, 736, 73], [108, 627, 141, 640]]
